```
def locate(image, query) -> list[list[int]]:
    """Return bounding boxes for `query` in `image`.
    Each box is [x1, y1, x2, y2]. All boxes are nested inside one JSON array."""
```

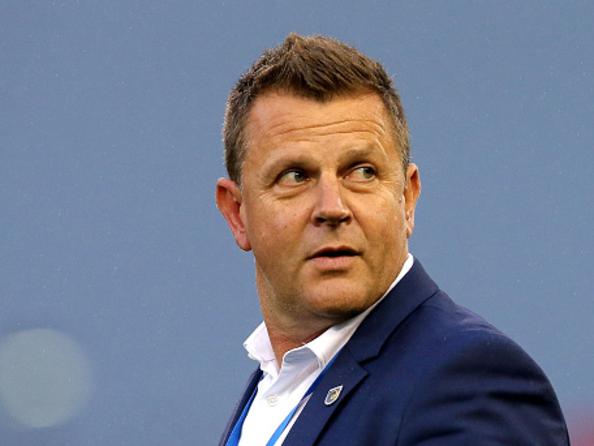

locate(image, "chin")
[[304, 284, 377, 319]]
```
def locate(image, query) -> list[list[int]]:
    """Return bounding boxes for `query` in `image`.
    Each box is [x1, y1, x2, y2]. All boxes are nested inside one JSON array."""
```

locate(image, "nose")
[[311, 175, 352, 227]]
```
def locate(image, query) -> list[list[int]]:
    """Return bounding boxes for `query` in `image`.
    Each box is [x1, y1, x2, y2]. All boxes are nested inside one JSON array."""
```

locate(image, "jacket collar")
[[345, 258, 439, 363]]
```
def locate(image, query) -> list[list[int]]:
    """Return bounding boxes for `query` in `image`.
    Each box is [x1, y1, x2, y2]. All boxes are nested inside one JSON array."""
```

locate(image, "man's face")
[[217, 90, 420, 332]]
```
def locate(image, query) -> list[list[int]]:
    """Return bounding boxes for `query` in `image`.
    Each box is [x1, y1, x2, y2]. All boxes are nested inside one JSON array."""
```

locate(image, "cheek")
[[355, 194, 405, 235], [246, 202, 304, 251]]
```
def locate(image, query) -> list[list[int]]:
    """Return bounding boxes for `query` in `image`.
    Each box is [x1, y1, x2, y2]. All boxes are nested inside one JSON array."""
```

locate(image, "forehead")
[[244, 90, 396, 151]]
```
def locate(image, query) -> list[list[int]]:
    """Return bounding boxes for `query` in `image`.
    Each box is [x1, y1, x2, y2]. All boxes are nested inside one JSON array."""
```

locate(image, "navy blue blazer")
[[220, 260, 569, 445]]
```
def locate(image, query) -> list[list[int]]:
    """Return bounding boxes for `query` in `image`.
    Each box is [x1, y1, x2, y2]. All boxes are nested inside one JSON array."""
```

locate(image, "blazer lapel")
[[347, 259, 439, 363], [282, 350, 368, 446], [218, 368, 262, 446]]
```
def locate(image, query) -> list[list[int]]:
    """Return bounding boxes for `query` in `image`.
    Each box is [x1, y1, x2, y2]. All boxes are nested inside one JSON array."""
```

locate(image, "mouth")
[[308, 246, 360, 260]]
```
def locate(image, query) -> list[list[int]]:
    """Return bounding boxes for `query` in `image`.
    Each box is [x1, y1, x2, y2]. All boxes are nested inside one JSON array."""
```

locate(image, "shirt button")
[[266, 394, 279, 407]]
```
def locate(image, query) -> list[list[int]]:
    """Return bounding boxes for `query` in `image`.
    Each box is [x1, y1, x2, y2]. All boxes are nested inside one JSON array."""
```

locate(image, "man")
[[216, 33, 569, 445]]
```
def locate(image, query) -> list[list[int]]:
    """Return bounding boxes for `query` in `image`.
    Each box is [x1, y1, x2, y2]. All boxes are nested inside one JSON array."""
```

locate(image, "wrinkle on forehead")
[[245, 91, 391, 143], [259, 118, 388, 141]]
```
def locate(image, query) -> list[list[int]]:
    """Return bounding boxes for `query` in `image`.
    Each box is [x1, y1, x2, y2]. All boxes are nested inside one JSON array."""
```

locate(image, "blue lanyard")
[[225, 354, 338, 446], [225, 383, 258, 446]]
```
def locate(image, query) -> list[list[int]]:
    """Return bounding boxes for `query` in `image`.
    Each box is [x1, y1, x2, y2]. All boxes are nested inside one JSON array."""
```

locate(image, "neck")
[[255, 268, 342, 366]]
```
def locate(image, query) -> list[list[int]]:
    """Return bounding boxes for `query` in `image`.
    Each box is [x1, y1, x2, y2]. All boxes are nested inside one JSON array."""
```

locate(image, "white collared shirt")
[[238, 254, 414, 446]]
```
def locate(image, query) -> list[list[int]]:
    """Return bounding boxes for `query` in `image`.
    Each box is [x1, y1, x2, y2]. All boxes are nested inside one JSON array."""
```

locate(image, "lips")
[[308, 246, 360, 259], [307, 246, 360, 271]]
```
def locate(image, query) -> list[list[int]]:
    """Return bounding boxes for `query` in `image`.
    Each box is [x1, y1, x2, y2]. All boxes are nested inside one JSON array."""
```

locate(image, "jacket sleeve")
[[396, 331, 570, 446]]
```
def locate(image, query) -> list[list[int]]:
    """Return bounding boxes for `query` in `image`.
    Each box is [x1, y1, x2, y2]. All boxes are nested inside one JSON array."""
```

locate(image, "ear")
[[403, 163, 421, 238], [215, 178, 251, 251]]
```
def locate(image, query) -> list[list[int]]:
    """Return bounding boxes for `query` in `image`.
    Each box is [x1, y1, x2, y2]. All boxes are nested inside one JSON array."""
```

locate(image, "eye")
[[277, 169, 309, 186], [347, 165, 376, 182]]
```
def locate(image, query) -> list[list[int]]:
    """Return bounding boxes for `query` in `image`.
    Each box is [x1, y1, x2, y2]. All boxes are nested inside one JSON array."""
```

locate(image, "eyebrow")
[[337, 145, 383, 164]]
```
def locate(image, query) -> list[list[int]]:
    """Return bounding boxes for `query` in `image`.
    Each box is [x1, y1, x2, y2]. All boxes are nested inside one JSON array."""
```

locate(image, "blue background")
[[1, 1, 593, 444]]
